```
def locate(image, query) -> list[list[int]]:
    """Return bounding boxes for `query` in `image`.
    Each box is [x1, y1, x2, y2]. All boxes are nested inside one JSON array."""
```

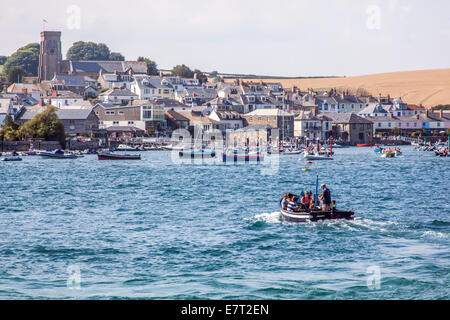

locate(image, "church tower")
[[38, 31, 62, 82]]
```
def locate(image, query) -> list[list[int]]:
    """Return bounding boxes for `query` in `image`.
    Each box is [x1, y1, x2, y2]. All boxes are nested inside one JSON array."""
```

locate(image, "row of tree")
[[1, 106, 66, 147]]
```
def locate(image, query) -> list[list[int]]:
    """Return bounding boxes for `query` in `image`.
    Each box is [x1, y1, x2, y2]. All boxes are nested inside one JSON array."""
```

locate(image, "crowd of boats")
[[414, 141, 449, 157]]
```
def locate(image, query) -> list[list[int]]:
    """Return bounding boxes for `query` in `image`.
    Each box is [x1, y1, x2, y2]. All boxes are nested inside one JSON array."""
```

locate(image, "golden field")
[[230, 68, 450, 108]]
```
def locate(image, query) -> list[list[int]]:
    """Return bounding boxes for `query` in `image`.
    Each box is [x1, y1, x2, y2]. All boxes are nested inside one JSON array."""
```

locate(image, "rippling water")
[[0, 146, 448, 299]]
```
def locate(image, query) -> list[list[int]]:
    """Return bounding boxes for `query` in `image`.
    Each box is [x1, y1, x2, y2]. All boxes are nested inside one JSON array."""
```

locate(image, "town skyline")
[[1, 0, 450, 77]]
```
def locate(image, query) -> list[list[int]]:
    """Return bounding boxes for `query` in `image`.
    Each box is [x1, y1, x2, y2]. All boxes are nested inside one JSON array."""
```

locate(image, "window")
[[128, 121, 134, 125], [437, 122, 440, 127], [388, 122, 391, 127], [118, 111, 124, 115], [378, 123, 381, 127], [113, 121, 119, 125]]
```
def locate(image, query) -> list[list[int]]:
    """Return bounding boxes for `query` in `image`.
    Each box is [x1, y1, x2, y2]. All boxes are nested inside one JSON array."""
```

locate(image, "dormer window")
[[261, 96, 267, 102], [248, 95, 255, 102]]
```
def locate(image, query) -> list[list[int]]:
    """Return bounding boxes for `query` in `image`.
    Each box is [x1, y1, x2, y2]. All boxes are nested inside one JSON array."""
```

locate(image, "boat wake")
[[247, 211, 282, 224]]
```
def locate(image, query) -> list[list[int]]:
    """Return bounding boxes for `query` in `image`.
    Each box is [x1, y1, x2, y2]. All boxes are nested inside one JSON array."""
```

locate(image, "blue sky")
[[1, 0, 449, 76]]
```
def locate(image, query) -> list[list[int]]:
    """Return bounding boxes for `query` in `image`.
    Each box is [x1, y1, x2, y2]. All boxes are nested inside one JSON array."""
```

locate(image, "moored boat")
[[38, 150, 78, 159], [280, 207, 354, 222], [1, 156, 23, 162], [357, 144, 372, 147], [304, 154, 334, 161], [98, 152, 141, 160], [221, 152, 264, 162], [179, 150, 216, 159]]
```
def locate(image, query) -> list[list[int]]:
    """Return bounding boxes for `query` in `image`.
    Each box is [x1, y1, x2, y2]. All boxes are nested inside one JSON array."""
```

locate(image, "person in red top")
[[301, 191, 311, 209]]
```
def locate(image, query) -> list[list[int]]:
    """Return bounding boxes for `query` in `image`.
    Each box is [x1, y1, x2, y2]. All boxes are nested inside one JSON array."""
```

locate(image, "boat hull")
[[222, 153, 264, 162], [38, 152, 77, 159], [98, 153, 141, 160], [179, 151, 216, 159], [357, 144, 372, 147], [280, 208, 354, 222], [1, 157, 22, 161], [304, 155, 333, 160]]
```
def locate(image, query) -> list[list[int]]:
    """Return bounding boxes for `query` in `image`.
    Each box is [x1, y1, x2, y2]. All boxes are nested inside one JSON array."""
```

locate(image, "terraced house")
[[131, 76, 175, 100]]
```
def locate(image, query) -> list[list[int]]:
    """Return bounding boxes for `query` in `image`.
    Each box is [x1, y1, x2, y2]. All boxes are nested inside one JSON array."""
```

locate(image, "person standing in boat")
[[318, 184, 332, 211], [301, 191, 311, 209]]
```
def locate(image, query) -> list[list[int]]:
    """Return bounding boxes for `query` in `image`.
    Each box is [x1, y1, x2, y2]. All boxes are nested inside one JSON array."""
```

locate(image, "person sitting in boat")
[[309, 194, 319, 209], [301, 191, 311, 209], [318, 184, 332, 211], [286, 194, 298, 212], [281, 194, 289, 210]]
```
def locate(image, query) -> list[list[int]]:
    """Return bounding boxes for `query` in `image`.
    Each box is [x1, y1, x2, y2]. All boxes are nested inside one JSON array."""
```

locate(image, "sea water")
[[0, 146, 448, 299]]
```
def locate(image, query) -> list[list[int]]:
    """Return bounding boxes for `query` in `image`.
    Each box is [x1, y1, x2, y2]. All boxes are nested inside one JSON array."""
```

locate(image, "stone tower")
[[38, 31, 62, 82]]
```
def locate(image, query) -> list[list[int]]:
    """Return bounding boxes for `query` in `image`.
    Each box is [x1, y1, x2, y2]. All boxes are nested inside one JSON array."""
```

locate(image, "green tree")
[[67, 41, 112, 61], [7, 66, 25, 83], [109, 52, 125, 61], [171, 64, 194, 78], [137, 57, 158, 75], [22, 106, 66, 147], [1, 114, 21, 141], [3, 43, 40, 76], [0, 56, 8, 65], [391, 126, 401, 136], [193, 69, 207, 84]]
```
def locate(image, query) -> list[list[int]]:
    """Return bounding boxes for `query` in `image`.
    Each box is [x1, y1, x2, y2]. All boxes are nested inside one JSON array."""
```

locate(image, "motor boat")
[[98, 151, 141, 160], [38, 150, 78, 159], [280, 207, 354, 222]]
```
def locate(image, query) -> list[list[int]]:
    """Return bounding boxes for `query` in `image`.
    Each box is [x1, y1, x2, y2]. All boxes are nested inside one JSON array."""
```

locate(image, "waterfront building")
[[16, 107, 99, 136], [0, 98, 15, 125], [294, 110, 333, 140], [326, 113, 373, 145], [242, 108, 294, 139], [208, 110, 244, 131]]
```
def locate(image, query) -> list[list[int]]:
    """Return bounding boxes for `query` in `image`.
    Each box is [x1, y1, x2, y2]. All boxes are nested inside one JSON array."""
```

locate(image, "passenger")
[[318, 184, 332, 211], [332, 200, 336, 209], [281, 193, 288, 210], [301, 191, 311, 208], [309, 194, 319, 209], [287, 195, 298, 212]]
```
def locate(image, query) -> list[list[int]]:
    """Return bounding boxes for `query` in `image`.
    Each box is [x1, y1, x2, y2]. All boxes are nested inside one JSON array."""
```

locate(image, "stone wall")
[[0, 141, 61, 152]]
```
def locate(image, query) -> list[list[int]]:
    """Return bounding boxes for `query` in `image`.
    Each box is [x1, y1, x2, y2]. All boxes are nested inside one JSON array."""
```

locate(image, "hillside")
[[228, 68, 450, 108]]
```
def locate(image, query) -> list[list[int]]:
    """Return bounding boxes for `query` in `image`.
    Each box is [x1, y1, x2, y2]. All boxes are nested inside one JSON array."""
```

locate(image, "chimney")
[[440, 109, 443, 118], [22, 88, 28, 94], [378, 93, 381, 103], [390, 113, 393, 118], [312, 107, 318, 116], [52, 89, 58, 97], [426, 109, 429, 118]]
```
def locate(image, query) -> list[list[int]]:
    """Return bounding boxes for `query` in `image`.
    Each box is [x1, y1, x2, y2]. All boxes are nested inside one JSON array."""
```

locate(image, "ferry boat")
[[98, 151, 141, 160]]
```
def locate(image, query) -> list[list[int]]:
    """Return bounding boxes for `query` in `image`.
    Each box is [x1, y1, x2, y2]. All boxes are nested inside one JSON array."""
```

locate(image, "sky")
[[1, 0, 449, 77]]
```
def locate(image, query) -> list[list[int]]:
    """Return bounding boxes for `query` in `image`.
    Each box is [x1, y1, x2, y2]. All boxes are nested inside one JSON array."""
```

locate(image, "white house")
[[208, 110, 243, 131], [99, 88, 138, 105], [0, 98, 15, 125]]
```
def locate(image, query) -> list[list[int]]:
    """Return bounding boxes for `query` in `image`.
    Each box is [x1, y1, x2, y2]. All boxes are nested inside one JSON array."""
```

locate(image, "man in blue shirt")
[[318, 184, 331, 211]]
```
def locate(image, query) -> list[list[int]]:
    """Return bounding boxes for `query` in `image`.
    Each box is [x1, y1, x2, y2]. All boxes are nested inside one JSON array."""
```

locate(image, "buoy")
[[302, 168, 310, 171], [306, 161, 312, 164]]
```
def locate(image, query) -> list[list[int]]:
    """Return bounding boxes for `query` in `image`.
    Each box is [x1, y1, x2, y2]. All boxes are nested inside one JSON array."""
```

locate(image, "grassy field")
[[227, 68, 450, 108]]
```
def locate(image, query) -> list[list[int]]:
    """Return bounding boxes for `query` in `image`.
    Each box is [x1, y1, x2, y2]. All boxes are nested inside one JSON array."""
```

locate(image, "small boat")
[[357, 144, 372, 147], [98, 151, 141, 160], [222, 152, 264, 162], [381, 152, 395, 158], [1, 156, 23, 161], [280, 207, 354, 222], [179, 150, 216, 159], [304, 154, 333, 161], [38, 150, 78, 159], [281, 149, 303, 155]]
